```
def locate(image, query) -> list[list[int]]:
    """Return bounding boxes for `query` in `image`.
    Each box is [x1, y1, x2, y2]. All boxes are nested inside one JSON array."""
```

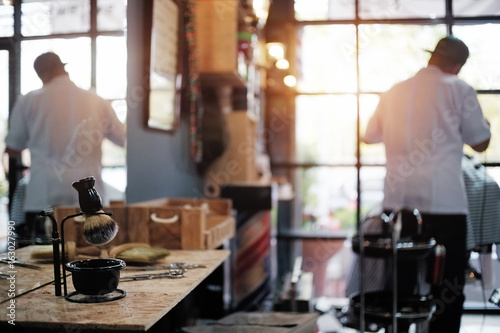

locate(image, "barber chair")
[[337, 209, 443, 333]]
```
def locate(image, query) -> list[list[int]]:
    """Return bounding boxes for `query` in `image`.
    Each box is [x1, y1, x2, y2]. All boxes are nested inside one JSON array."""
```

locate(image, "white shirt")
[[364, 66, 490, 214], [5, 75, 126, 212]]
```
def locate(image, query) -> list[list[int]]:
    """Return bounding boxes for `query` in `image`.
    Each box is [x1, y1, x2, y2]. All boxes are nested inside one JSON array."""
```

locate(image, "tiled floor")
[[460, 313, 500, 333]]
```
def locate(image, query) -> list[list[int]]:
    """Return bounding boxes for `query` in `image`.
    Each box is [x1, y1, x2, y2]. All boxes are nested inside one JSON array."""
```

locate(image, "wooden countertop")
[[1, 246, 230, 331], [1, 247, 57, 303]]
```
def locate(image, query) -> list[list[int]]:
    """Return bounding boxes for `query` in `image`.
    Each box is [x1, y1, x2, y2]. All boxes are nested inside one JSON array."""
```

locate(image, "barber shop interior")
[[1, 0, 500, 332]]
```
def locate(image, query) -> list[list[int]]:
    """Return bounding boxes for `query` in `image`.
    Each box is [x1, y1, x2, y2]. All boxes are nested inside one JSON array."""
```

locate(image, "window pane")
[[0, 3, 14, 37], [358, 24, 447, 93], [360, 166, 385, 215], [480, 95, 500, 162], [488, 167, 500, 187], [97, 0, 126, 31], [21, 1, 51, 36], [96, 36, 127, 99], [102, 166, 126, 196], [359, 0, 445, 19], [0, 50, 8, 171], [22, 0, 90, 37], [21, 38, 91, 94], [294, 0, 355, 21], [463, 95, 500, 162], [297, 167, 357, 233], [359, 94, 385, 165], [102, 136, 125, 167], [111, 99, 127, 123], [296, 94, 357, 164], [453, 0, 500, 17], [300, 238, 350, 298], [296, 25, 357, 93], [454, 24, 500, 90]]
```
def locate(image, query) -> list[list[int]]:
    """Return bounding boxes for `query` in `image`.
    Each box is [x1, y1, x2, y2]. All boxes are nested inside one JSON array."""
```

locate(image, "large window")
[[1, 0, 127, 198], [0, 50, 9, 196], [279, 0, 500, 234], [267, 0, 500, 307]]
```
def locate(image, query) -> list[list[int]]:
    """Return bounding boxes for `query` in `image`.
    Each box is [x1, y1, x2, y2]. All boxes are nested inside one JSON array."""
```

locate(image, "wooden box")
[[54, 202, 129, 249], [195, 0, 237, 72], [128, 198, 235, 250], [195, 0, 246, 86], [54, 198, 235, 250]]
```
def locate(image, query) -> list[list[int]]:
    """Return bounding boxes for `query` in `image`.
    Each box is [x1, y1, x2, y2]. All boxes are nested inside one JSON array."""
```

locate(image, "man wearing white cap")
[[364, 36, 491, 332]]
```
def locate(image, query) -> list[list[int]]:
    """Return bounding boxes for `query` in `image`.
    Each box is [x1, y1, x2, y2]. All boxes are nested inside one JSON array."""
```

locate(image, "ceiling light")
[[283, 75, 296, 87], [275, 59, 289, 70], [266, 42, 285, 60]]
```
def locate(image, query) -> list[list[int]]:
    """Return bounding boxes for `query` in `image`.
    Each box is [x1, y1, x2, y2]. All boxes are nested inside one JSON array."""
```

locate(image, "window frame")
[[268, 0, 500, 235], [4, 0, 126, 161], [266, 0, 500, 307], [2, 0, 127, 208]]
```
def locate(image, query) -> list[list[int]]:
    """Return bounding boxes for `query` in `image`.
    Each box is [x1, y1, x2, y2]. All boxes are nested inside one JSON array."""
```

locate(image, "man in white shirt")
[[364, 36, 490, 332], [5, 52, 126, 244]]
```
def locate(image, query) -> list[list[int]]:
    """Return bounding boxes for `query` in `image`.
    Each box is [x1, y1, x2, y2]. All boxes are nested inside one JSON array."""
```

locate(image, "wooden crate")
[[195, 0, 238, 74], [54, 201, 129, 249], [54, 198, 234, 250], [127, 198, 235, 250]]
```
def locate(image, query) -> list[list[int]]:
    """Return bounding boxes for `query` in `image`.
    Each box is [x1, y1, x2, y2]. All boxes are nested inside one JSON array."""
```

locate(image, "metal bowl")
[[66, 259, 126, 296]]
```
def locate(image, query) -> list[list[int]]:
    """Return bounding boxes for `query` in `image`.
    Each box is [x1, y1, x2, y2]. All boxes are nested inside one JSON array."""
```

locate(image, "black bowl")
[[350, 291, 435, 324], [66, 259, 126, 296], [351, 234, 436, 259]]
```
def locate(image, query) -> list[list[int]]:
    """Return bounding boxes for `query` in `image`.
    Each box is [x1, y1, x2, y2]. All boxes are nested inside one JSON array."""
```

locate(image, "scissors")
[[0, 258, 42, 270], [120, 268, 185, 281]]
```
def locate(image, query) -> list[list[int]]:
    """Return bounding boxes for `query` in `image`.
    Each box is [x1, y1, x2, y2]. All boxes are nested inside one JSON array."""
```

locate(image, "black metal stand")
[[39, 209, 62, 296], [387, 210, 400, 333], [358, 209, 400, 333], [66, 289, 126, 303], [38, 209, 113, 298], [60, 212, 85, 296], [349, 210, 435, 333]]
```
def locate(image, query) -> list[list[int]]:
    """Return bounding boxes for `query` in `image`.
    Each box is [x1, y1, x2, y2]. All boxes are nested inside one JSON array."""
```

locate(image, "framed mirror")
[[147, 0, 183, 132]]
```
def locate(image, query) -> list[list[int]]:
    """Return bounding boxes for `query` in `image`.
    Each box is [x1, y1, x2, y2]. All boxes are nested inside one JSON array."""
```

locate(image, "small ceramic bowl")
[[66, 259, 126, 296]]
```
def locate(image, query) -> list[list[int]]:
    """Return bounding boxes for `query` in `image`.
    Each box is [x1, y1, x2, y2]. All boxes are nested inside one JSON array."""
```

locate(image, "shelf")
[[194, 0, 254, 89], [195, 0, 238, 76], [199, 71, 247, 88]]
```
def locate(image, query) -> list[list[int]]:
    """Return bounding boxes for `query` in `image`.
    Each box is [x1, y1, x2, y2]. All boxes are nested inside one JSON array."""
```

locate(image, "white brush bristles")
[[83, 210, 119, 245]]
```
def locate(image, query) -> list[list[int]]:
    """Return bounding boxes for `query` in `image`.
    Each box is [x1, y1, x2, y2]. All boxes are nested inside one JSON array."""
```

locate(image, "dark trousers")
[[423, 214, 467, 333]]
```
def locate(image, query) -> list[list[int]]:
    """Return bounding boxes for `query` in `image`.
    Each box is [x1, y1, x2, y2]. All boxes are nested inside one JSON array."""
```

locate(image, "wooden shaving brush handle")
[[72, 176, 118, 245], [71, 176, 102, 214]]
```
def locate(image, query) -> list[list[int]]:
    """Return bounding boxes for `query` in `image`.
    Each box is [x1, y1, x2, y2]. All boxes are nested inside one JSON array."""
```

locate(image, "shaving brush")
[[72, 177, 118, 245]]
